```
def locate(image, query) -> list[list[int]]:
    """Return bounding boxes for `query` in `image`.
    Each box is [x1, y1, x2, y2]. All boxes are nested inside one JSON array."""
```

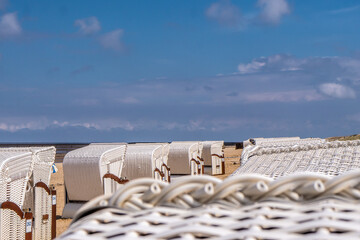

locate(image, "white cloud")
[[205, 0, 242, 27], [74, 17, 101, 35], [238, 59, 266, 73], [319, 83, 356, 99], [0, 12, 21, 37], [257, 0, 290, 25], [99, 29, 124, 51], [237, 54, 304, 74]]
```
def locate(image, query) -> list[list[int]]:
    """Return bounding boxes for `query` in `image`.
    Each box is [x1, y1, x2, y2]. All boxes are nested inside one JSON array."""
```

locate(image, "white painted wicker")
[[58, 170, 360, 239], [168, 141, 203, 176], [122, 144, 164, 181], [202, 141, 224, 175], [0, 147, 56, 240], [0, 151, 33, 240], [133, 143, 171, 182], [243, 137, 300, 148], [235, 140, 360, 178], [62, 144, 127, 218], [240, 137, 325, 165]]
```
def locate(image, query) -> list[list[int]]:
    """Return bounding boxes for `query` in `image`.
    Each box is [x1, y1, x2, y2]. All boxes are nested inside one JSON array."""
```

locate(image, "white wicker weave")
[[168, 141, 203, 176], [243, 137, 300, 148], [62, 144, 127, 218], [0, 151, 33, 240], [134, 143, 171, 182], [202, 141, 224, 175], [240, 137, 325, 165], [122, 144, 164, 181], [58, 170, 360, 239], [0, 147, 56, 240], [235, 140, 360, 178]]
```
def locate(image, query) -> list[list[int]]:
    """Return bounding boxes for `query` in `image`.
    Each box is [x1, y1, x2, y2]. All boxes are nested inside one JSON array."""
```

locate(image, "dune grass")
[[327, 134, 360, 142]]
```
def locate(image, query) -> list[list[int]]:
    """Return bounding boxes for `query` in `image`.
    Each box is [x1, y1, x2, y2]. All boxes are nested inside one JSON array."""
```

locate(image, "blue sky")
[[0, 0, 360, 142]]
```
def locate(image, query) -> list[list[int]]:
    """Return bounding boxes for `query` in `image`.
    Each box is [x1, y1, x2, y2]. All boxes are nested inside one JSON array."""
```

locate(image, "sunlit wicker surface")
[[63, 144, 127, 202], [241, 138, 325, 165], [235, 140, 360, 178], [202, 141, 224, 175], [243, 137, 301, 148], [132, 143, 171, 182], [0, 147, 56, 185], [58, 170, 360, 239], [168, 141, 203, 175], [122, 144, 164, 181], [0, 151, 33, 240], [0, 151, 33, 207]]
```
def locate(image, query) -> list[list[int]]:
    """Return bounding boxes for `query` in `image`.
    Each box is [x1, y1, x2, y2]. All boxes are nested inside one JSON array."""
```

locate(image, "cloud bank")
[[1, 54, 359, 141]]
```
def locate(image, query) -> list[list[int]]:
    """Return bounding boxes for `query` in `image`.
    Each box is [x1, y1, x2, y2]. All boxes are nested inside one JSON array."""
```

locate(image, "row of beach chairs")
[[0, 141, 225, 239], [62, 141, 225, 218], [59, 138, 360, 239]]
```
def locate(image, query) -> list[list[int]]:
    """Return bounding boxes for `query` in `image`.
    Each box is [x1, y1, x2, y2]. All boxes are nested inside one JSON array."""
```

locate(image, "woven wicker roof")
[[0, 151, 33, 208], [63, 144, 127, 202], [121, 144, 164, 180], [235, 140, 360, 178], [168, 141, 203, 175]]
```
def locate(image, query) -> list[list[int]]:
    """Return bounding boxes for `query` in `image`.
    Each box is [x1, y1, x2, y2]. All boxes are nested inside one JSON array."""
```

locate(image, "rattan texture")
[[168, 141, 203, 175], [235, 140, 360, 179], [58, 170, 360, 239], [243, 137, 301, 148], [240, 138, 325, 166], [0, 208, 26, 240], [202, 141, 224, 175], [133, 143, 171, 182], [241, 138, 314, 166], [0, 151, 33, 207], [122, 144, 164, 181], [34, 186, 51, 240], [0, 151, 33, 240]]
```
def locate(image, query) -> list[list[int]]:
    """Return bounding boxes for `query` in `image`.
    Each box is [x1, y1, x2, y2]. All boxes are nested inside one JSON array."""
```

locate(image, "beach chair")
[[168, 141, 204, 177], [121, 144, 170, 182], [233, 140, 360, 178], [202, 141, 225, 175], [0, 151, 34, 240], [0, 147, 56, 240], [62, 144, 127, 218], [133, 143, 171, 182]]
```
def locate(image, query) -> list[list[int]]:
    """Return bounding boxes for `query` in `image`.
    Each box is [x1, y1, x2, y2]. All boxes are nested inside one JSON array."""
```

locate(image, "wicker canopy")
[[0, 147, 56, 186], [122, 144, 164, 181], [0, 151, 33, 208], [235, 140, 360, 178], [168, 141, 203, 175], [63, 144, 127, 202], [201, 141, 224, 175]]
